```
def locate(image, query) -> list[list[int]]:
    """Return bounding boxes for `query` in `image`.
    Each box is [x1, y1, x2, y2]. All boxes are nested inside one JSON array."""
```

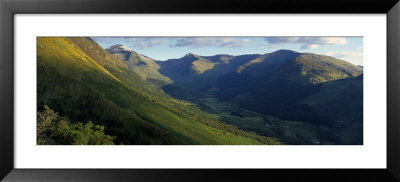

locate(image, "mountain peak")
[[184, 53, 196, 58], [106, 44, 133, 53], [273, 49, 299, 54]]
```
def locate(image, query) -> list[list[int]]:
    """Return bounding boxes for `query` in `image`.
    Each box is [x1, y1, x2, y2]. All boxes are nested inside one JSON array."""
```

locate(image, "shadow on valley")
[[160, 51, 363, 145], [162, 75, 363, 145], [37, 37, 362, 145]]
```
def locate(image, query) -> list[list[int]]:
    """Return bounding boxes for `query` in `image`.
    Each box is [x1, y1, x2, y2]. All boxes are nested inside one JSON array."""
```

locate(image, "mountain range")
[[37, 37, 280, 145], [37, 37, 363, 145]]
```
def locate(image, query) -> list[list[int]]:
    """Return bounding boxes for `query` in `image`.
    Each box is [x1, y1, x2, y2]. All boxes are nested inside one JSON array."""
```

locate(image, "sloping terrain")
[[38, 38, 362, 145], [106, 44, 172, 86], [156, 49, 363, 144], [37, 37, 281, 145]]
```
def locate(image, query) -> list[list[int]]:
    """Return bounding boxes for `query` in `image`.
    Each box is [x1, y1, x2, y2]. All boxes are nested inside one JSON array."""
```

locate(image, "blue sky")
[[92, 37, 363, 65]]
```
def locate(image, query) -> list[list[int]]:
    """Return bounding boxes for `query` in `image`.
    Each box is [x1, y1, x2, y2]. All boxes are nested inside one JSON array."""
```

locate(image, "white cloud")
[[301, 44, 319, 49], [324, 51, 364, 65], [173, 37, 251, 48], [264, 37, 347, 49], [325, 51, 363, 58], [125, 38, 166, 49], [91, 37, 166, 49], [91, 37, 118, 43]]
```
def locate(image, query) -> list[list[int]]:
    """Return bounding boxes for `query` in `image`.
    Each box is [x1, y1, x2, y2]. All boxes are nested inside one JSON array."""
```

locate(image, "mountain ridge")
[[37, 37, 281, 145], [40, 39, 362, 145], [151, 48, 363, 144], [105, 44, 172, 86]]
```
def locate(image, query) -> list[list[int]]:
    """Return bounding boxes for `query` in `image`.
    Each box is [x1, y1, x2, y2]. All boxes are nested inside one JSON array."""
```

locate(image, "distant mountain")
[[158, 49, 363, 94], [236, 50, 301, 76], [200, 54, 235, 63], [158, 49, 363, 134], [213, 50, 362, 98], [275, 53, 363, 84], [198, 54, 262, 86], [37, 37, 280, 145], [158, 53, 215, 76], [157, 53, 216, 90], [216, 51, 363, 128], [214, 50, 302, 96], [106, 44, 172, 86], [39, 38, 362, 145], [157, 53, 261, 90]]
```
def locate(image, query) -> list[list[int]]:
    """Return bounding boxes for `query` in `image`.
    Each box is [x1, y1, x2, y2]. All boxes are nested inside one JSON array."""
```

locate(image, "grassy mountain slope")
[[301, 74, 363, 124], [300, 75, 363, 144], [106, 44, 172, 86], [213, 50, 301, 98], [158, 54, 261, 92], [159, 53, 220, 75], [214, 50, 362, 99], [200, 54, 235, 63], [198, 54, 262, 89], [157, 49, 363, 144], [37, 37, 186, 144], [236, 50, 301, 76], [158, 53, 214, 77], [157, 53, 219, 90], [266, 74, 364, 144], [37, 37, 280, 145], [234, 54, 363, 127], [273, 53, 363, 85]]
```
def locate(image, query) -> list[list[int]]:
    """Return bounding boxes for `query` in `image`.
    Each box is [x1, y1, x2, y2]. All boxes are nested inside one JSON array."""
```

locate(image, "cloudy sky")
[[92, 37, 363, 65]]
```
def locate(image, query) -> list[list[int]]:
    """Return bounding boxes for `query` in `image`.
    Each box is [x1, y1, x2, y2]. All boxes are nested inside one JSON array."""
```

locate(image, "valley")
[[37, 37, 363, 145], [155, 50, 362, 144]]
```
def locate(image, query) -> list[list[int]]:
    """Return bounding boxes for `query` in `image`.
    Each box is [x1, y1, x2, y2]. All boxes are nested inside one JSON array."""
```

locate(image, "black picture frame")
[[1, 0, 399, 181]]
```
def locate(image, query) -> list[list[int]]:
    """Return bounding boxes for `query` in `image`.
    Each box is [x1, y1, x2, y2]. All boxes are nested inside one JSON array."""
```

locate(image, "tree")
[[37, 105, 58, 136], [37, 105, 116, 145]]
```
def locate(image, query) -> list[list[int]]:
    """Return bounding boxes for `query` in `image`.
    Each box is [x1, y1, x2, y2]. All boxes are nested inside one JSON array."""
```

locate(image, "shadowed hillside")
[[37, 37, 281, 145], [156, 49, 363, 144], [38, 37, 362, 145]]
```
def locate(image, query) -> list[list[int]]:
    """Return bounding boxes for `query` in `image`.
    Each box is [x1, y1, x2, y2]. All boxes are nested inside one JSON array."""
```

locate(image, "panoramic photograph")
[[37, 36, 363, 145]]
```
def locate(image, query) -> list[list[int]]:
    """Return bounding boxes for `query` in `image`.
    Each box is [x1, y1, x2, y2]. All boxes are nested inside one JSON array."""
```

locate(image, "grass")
[[192, 95, 340, 144], [115, 50, 172, 84], [37, 37, 278, 145], [191, 59, 216, 74], [295, 53, 363, 84]]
